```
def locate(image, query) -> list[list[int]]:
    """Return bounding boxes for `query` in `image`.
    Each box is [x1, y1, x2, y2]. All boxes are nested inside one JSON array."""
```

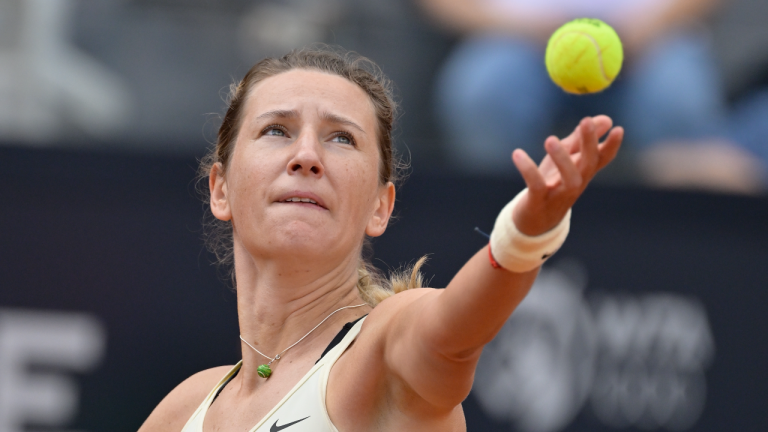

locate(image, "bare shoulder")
[[360, 287, 443, 343], [330, 288, 467, 430], [335, 287, 439, 375], [349, 287, 439, 353], [366, 287, 439, 324], [138, 365, 235, 432]]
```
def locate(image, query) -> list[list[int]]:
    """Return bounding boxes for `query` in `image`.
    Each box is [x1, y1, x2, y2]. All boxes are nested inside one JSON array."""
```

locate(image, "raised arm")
[[385, 116, 623, 409]]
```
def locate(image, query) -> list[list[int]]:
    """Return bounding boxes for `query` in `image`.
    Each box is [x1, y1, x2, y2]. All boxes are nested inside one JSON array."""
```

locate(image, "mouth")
[[276, 194, 328, 210]]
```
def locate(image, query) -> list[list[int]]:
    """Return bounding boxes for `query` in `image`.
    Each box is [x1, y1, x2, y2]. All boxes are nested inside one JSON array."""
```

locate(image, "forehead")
[[243, 68, 377, 129]]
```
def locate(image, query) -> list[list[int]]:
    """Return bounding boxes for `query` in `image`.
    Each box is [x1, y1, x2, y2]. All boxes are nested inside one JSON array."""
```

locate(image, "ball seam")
[[552, 31, 610, 82]]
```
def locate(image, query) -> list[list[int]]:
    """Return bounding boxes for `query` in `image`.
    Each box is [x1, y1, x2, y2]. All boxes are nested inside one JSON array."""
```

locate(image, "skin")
[[138, 68, 623, 431]]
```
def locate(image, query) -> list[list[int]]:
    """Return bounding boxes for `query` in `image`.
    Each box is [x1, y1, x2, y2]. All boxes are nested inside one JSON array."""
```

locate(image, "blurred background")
[[1, 0, 767, 431]]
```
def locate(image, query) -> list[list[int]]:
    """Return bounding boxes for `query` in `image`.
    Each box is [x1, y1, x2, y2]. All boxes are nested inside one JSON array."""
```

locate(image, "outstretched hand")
[[512, 116, 624, 236]]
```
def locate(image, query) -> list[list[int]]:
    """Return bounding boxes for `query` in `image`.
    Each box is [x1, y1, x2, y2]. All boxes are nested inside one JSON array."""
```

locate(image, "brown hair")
[[198, 46, 425, 306]]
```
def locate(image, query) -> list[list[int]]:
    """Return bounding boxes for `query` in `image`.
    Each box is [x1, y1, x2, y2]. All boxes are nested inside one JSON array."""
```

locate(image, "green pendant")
[[257, 364, 272, 378]]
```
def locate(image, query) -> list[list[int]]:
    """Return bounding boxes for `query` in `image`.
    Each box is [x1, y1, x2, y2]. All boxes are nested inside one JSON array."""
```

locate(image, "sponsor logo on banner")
[[473, 262, 714, 432], [0, 309, 106, 432]]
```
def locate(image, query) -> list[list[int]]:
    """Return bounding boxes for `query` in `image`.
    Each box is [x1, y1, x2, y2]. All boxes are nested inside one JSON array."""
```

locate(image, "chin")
[[269, 223, 341, 255]]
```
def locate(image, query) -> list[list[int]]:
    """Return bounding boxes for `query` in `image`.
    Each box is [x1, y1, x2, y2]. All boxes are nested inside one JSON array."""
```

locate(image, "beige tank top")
[[180, 317, 365, 432]]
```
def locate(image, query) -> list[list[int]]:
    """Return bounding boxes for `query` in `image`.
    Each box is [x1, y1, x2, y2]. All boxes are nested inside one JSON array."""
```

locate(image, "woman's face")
[[210, 69, 395, 266]]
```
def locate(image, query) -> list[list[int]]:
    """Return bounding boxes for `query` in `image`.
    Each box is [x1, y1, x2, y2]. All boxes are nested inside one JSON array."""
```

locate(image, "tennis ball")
[[545, 18, 623, 94]]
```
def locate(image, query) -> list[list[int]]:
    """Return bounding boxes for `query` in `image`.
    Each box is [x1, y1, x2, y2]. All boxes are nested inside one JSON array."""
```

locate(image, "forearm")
[[411, 118, 620, 361], [384, 117, 622, 409], [422, 246, 539, 359]]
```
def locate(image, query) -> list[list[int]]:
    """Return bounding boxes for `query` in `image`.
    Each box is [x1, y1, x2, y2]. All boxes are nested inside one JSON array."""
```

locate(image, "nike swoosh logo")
[[270, 416, 310, 432]]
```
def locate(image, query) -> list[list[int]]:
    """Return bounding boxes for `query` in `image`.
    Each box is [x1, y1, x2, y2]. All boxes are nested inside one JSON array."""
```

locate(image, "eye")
[[262, 125, 287, 137], [331, 132, 355, 146]]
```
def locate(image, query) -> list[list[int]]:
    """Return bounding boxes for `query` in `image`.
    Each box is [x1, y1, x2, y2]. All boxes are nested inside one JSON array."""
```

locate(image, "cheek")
[[228, 148, 273, 220], [341, 158, 380, 221]]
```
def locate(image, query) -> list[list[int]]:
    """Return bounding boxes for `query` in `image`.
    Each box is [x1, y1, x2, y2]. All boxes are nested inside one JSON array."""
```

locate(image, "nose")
[[287, 130, 324, 178]]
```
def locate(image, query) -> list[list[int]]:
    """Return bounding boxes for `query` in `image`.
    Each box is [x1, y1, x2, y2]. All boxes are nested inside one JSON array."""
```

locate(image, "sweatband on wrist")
[[489, 189, 571, 273]]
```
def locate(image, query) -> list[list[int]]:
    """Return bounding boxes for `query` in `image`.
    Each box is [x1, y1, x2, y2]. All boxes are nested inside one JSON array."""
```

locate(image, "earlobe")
[[209, 163, 232, 222], [365, 182, 396, 237]]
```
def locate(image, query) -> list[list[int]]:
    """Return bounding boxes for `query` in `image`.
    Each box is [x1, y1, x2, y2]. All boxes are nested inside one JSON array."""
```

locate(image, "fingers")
[[560, 115, 614, 155], [512, 149, 546, 194], [593, 115, 613, 138], [596, 127, 624, 170], [578, 117, 600, 176], [559, 124, 582, 154], [516, 119, 622, 202], [544, 136, 582, 190]]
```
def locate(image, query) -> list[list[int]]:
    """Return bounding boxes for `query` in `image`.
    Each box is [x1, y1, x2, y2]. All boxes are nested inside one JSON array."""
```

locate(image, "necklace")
[[240, 303, 366, 378]]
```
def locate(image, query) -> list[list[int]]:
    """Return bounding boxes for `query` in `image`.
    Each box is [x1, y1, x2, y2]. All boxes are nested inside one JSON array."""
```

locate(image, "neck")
[[233, 239, 370, 390]]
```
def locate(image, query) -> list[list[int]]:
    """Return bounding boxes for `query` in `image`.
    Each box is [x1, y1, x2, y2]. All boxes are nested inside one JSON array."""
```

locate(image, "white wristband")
[[489, 189, 571, 273]]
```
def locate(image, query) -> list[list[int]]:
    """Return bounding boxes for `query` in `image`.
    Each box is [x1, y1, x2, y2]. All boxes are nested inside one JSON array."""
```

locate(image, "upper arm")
[[378, 248, 538, 410], [379, 289, 480, 410], [137, 366, 233, 432]]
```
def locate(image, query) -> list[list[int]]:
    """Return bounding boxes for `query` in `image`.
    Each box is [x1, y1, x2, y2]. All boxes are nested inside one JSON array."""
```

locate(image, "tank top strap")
[[180, 316, 367, 432], [249, 316, 367, 432], [316, 314, 367, 363]]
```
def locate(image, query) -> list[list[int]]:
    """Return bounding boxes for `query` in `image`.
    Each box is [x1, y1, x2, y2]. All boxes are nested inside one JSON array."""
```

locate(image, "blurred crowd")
[[1, 0, 767, 194], [423, 0, 767, 194]]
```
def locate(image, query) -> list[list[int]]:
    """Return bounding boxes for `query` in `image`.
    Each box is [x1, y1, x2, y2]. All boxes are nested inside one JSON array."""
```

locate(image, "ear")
[[209, 162, 232, 221], [365, 182, 396, 237]]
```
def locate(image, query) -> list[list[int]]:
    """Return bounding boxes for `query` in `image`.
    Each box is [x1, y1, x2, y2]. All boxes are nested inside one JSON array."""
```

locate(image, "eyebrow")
[[255, 109, 300, 122], [254, 109, 366, 135], [319, 111, 366, 135]]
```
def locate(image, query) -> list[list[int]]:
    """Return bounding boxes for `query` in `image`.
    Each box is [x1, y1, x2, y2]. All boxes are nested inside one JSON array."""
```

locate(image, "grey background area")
[[64, 0, 453, 170], [10, 0, 765, 167]]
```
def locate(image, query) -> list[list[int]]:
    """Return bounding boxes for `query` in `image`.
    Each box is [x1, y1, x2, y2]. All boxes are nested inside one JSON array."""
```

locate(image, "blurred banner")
[[0, 147, 765, 431], [472, 265, 714, 431]]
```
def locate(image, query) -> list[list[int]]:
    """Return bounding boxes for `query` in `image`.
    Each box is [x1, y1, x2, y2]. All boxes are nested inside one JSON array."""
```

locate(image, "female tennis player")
[[138, 48, 623, 432]]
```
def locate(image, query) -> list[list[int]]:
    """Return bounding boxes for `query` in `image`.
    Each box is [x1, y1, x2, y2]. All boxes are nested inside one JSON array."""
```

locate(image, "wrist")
[[489, 189, 571, 273], [512, 200, 571, 236]]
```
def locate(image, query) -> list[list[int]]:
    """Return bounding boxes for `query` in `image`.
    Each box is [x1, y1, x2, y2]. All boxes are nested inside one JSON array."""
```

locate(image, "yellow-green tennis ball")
[[545, 18, 623, 94]]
